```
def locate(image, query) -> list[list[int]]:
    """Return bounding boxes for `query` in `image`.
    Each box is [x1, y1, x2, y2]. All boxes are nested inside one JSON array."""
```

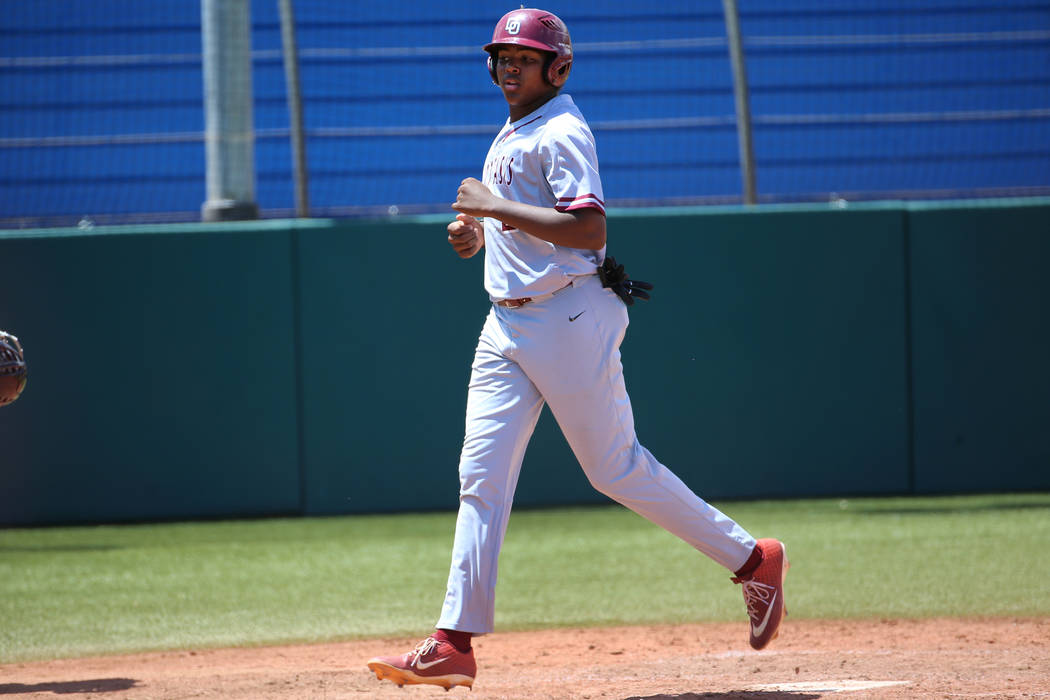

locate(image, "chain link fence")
[[1, 0, 1048, 228]]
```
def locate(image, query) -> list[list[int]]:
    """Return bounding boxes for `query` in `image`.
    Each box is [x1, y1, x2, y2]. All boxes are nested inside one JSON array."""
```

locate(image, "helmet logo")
[[505, 18, 520, 35]]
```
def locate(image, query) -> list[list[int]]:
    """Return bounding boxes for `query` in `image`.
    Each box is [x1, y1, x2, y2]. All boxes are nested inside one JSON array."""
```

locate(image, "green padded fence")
[[907, 200, 1050, 492], [1, 199, 1047, 526]]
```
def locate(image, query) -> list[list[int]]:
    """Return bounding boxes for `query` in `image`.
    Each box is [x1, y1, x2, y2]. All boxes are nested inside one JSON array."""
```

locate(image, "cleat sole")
[[367, 660, 474, 691]]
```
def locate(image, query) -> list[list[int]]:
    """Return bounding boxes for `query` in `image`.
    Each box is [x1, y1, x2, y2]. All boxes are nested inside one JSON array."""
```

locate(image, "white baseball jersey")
[[480, 94, 606, 301]]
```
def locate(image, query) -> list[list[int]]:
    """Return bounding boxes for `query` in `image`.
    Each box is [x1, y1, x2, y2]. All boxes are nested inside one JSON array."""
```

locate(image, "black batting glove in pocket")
[[598, 256, 654, 307]]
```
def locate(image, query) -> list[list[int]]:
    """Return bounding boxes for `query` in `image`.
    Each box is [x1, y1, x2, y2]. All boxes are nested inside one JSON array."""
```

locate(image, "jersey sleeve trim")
[[555, 193, 606, 215]]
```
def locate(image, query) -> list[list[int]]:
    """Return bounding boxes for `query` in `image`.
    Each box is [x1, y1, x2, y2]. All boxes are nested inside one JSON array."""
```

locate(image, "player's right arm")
[[447, 213, 485, 259], [452, 177, 606, 250]]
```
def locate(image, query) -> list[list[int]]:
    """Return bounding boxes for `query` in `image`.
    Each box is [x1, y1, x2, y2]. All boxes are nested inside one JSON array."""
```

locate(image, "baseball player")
[[367, 9, 788, 691]]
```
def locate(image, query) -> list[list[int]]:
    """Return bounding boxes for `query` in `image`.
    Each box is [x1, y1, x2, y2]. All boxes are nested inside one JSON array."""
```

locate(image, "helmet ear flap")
[[487, 51, 499, 85], [548, 56, 571, 87]]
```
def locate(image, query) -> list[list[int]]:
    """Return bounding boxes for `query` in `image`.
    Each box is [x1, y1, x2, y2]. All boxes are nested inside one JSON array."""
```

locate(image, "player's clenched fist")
[[452, 177, 495, 218], [447, 213, 484, 259]]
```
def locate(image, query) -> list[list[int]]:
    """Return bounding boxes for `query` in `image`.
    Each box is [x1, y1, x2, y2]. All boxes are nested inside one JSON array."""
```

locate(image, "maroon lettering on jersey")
[[492, 155, 513, 186], [485, 153, 515, 187]]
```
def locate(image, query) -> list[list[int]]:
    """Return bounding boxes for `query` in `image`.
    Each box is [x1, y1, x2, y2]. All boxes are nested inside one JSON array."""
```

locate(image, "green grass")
[[2, 493, 1048, 663]]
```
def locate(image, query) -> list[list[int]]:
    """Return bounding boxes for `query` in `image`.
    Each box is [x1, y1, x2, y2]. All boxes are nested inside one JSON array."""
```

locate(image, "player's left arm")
[[452, 177, 606, 250]]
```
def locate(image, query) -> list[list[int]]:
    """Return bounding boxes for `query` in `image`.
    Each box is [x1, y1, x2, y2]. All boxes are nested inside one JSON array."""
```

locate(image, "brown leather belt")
[[494, 279, 576, 308], [495, 297, 533, 308]]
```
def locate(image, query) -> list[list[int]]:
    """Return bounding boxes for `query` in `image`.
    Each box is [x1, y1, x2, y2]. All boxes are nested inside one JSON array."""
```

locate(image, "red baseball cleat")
[[367, 636, 476, 690], [732, 538, 789, 650]]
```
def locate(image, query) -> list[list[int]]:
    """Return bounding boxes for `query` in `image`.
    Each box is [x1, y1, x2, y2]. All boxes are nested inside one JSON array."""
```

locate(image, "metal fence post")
[[723, 0, 757, 205], [201, 0, 259, 221], [278, 0, 309, 218]]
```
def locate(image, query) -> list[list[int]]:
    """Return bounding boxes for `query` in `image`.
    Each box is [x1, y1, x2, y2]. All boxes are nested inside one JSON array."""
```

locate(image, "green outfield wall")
[[1, 199, 1047, 526], [907, 200, 1050, 492]]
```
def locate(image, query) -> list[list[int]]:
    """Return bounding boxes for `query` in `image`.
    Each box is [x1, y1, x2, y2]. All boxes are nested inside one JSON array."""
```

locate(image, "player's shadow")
[[0, 678, 139, 695], [624, 693, 821, 700]]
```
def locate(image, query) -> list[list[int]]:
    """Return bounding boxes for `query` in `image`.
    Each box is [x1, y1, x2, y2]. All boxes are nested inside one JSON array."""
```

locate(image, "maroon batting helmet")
[[484, 8, 573, 87], [0, 331, 26, 407]]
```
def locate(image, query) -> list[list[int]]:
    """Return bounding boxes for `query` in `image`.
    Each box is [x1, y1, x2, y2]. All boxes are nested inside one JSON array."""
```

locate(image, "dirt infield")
[[2, 618, 1047, 699]]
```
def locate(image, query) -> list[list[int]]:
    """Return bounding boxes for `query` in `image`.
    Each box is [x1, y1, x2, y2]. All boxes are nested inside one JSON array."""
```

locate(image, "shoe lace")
[[410, 636, 441, 662], [735, 579, 776, 622]]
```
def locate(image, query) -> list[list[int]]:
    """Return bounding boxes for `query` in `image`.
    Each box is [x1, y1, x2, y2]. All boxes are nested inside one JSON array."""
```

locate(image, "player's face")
[[495, 46, 558, 120]]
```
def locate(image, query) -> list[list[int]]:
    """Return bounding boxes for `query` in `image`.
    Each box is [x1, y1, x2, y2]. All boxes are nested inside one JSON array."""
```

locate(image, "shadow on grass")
[[0, 545, 122, 553], [0, 678, 138, 694], [624, 693, 821, 700], [851, 497, 1050, 516]]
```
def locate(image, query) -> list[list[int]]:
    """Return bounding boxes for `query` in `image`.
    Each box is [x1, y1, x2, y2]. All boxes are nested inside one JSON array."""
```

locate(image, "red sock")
[[434, 628, 472, 653], [734, 544, 764, 579]]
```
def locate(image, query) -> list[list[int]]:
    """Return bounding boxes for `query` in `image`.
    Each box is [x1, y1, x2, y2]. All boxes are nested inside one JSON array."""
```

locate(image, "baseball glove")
[[0, 330, 27, 407], [598, 256, 653, 307]]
